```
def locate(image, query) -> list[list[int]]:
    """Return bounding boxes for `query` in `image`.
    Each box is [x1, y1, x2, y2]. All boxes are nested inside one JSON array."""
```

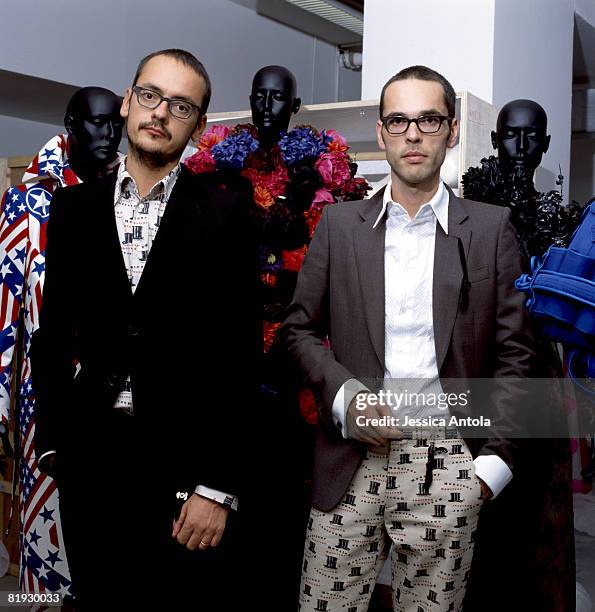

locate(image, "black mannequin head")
[[491, 99, 550, 177], [64, 86, 124, 181], [250, 65, 301, 145]]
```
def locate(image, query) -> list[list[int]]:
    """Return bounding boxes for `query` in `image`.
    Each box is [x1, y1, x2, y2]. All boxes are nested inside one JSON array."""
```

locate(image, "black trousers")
[[55, 412, 241, 610]]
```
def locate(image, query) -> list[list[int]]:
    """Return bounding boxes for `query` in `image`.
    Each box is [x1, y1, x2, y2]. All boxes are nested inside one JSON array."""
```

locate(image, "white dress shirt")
[[331, 180, 512, 499]]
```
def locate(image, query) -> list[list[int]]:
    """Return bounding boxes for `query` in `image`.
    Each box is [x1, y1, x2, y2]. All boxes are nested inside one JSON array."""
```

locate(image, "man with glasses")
[[283, 65, 534, 610], [32, 49, 260, 608]]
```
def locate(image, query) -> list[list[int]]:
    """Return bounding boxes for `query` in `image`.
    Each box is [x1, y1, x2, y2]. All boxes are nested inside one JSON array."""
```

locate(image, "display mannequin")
[[250, 65, 301, 146], [491, 99, 550, 177], [185, 65, 368, 608], [462, 99, 580, 260], [462, 99, 577, 612], [0, 86, 122, 598]]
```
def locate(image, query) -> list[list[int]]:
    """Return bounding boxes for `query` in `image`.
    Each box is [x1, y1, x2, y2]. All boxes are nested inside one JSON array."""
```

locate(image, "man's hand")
[[172, 494, 229, 551], [477, 477, 493, 502], [346, 392, 403, 445]]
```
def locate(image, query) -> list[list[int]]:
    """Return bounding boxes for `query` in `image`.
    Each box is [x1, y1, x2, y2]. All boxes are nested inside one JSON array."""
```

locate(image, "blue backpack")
[[515, 199, 595, 381]]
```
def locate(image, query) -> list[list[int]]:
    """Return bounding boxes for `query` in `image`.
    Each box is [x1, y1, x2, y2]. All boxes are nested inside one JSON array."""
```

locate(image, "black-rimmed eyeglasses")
[[381, 114, 452, 135], [132, 86, 202, 120]]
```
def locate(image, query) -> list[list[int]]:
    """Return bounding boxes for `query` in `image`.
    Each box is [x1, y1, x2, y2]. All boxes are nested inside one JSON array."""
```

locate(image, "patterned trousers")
[[299, 432, 484, 612]]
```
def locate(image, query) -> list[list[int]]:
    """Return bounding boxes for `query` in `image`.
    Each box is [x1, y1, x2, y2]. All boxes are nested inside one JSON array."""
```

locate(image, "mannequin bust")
[[65, 86, 124, 182], [491, 99, 551, 179], [249, 65, 301, 146], [0, 85, 123, 600], [462, 98, 582, 259]]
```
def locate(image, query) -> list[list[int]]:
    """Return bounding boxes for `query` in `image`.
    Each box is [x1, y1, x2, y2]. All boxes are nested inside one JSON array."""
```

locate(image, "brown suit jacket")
[[282, 185, 535, 512]]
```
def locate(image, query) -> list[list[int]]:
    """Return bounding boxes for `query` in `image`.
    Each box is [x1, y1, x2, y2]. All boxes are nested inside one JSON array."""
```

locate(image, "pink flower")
[[185, 149, 216, 174], [325, 129, 348, 152], [197, 125, 231, 151], [315, 151, 352, 190], [311, 188, 334, 212]]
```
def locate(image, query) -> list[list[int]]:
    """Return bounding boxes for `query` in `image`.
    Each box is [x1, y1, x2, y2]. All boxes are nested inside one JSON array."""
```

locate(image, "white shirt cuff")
[[194, 485, 239, 511], [331, 379, 370, 439], [473, 454, 513, 499], [38, 450, 56, 463]]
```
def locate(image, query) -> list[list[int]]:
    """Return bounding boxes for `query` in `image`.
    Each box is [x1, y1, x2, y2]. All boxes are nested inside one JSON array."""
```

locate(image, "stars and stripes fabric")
[[0, 134, 82, 596]]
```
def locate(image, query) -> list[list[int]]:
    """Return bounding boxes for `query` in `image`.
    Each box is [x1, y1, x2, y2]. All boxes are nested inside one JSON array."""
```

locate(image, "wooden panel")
[[0, 158, 8, 194]]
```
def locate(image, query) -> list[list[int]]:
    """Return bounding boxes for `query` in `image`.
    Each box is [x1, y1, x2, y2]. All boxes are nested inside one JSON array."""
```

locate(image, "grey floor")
[[575, 492, 595, 612], [0, 574, 60, 610]]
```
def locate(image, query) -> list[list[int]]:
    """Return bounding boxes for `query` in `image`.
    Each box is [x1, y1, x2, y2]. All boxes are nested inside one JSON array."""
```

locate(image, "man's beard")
[[128, 122, 186, 169]]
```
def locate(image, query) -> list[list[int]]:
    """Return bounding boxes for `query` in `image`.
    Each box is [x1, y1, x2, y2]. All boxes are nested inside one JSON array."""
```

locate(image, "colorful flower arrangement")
[[185, 123, 370, 423]]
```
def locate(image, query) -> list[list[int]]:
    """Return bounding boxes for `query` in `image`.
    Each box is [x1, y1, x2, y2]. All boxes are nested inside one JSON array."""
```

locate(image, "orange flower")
[[198, 125, 230, 151], [263, 321, 282, 353], [325, 129, 349, 152], [254, 185, 274, 208]]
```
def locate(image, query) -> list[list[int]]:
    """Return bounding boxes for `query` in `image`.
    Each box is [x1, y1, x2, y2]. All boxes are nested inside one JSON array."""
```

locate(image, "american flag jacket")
[[0, 134, 117, 595]]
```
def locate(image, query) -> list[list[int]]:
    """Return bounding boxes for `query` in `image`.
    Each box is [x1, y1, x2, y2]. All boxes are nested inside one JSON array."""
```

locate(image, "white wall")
[[0, 0, 342, 110], [0, 116, 63, 158], [492, 0, 574, 200], [362, 0, 574, 204], [0, 0, 362, 156], [362, 0, 496, 102]]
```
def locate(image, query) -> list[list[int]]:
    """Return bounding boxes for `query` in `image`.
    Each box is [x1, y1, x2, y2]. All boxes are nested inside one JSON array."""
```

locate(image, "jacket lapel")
[[133, 166, 198, 300], [96, 172, 132, 300], [353, 189, 386, 370], [433, 188, 471, 372]]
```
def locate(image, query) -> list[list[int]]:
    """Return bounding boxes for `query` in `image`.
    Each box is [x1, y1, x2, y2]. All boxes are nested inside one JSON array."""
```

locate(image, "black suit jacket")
[[32, 165, 261, 500]]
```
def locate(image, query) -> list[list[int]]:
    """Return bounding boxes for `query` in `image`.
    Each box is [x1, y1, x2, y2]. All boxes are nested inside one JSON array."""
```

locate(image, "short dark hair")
[[132, 48, 212, 114], [379, 65, 456, 119]]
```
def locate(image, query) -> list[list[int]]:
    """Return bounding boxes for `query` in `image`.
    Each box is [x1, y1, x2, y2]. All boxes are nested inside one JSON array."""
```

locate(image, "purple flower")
[[259, 246, 284, 273], [212, 130, 259, 169], [279, 127, 328, 166]]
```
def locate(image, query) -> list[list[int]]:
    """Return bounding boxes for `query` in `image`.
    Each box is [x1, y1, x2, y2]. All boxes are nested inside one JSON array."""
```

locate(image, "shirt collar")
[[372, 179, 449, 234], [114, 157, 181, 205]]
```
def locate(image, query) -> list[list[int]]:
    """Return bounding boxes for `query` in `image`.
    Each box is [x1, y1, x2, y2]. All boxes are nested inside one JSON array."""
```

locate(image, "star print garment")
[[0, 134, 118, 596]]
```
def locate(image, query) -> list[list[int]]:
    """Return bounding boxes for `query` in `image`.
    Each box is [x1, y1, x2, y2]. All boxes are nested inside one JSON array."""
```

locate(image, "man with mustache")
[[283, 65, 534, 611], [31, 49, 260, 608]]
